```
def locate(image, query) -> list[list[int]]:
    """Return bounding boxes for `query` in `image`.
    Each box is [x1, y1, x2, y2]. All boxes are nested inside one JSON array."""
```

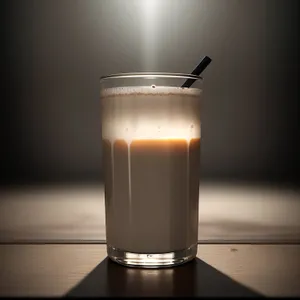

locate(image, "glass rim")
[[100, 72, 203, 82]]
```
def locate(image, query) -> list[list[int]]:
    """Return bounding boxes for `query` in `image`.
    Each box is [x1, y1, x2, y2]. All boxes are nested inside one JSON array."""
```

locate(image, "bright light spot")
[[143, 0, 157, 13]]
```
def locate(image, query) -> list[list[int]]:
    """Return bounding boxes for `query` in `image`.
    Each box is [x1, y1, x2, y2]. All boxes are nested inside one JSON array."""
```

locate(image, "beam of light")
[[140, 0, 159, 70]]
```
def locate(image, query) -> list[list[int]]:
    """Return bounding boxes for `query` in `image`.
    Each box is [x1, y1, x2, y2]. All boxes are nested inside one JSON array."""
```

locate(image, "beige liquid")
[[101, 87, 201, 253]]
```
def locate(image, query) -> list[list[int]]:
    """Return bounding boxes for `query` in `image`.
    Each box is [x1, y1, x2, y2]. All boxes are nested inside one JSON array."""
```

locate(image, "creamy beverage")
[[101, 86, 201, 256]]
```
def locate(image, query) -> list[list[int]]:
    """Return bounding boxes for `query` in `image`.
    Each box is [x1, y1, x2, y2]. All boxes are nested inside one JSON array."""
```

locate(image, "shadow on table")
[[65, 257, 263, 297]]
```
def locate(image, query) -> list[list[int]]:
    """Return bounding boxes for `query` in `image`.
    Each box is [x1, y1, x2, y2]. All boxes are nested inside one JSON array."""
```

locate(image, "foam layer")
[[101, 86, 202, 141], [101, 86, 202, 98]]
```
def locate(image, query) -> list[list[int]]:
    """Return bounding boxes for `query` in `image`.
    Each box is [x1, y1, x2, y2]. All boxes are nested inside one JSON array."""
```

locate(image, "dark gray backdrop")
[[1, 0, 299, 185]]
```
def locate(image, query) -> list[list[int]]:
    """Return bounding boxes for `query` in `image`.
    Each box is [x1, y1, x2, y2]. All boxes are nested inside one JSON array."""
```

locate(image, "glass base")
[[107, 244, 197, 268]]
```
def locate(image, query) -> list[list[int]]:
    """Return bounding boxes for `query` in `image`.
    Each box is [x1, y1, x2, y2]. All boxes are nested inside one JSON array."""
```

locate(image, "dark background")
[[1, 0, 299, 186]]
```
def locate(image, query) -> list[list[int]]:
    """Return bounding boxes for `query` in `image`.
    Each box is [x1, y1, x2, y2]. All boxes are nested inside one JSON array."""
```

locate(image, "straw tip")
[[181, 55, 212, 88]]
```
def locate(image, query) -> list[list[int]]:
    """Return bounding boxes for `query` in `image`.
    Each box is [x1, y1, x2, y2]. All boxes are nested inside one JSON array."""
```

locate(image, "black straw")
[[181, 56, 212, 88]]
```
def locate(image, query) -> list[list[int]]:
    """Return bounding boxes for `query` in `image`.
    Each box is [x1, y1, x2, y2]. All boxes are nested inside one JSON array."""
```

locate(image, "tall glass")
[[100, 73, 203, 268]]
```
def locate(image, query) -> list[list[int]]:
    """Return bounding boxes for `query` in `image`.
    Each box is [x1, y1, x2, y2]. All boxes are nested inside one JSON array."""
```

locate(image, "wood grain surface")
[[0, 244, 299, 297]]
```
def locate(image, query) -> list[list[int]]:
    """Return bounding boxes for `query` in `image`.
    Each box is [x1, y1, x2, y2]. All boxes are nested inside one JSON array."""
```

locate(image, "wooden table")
[[0, 244, 299, 297], [1, 183, 299, 296]]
